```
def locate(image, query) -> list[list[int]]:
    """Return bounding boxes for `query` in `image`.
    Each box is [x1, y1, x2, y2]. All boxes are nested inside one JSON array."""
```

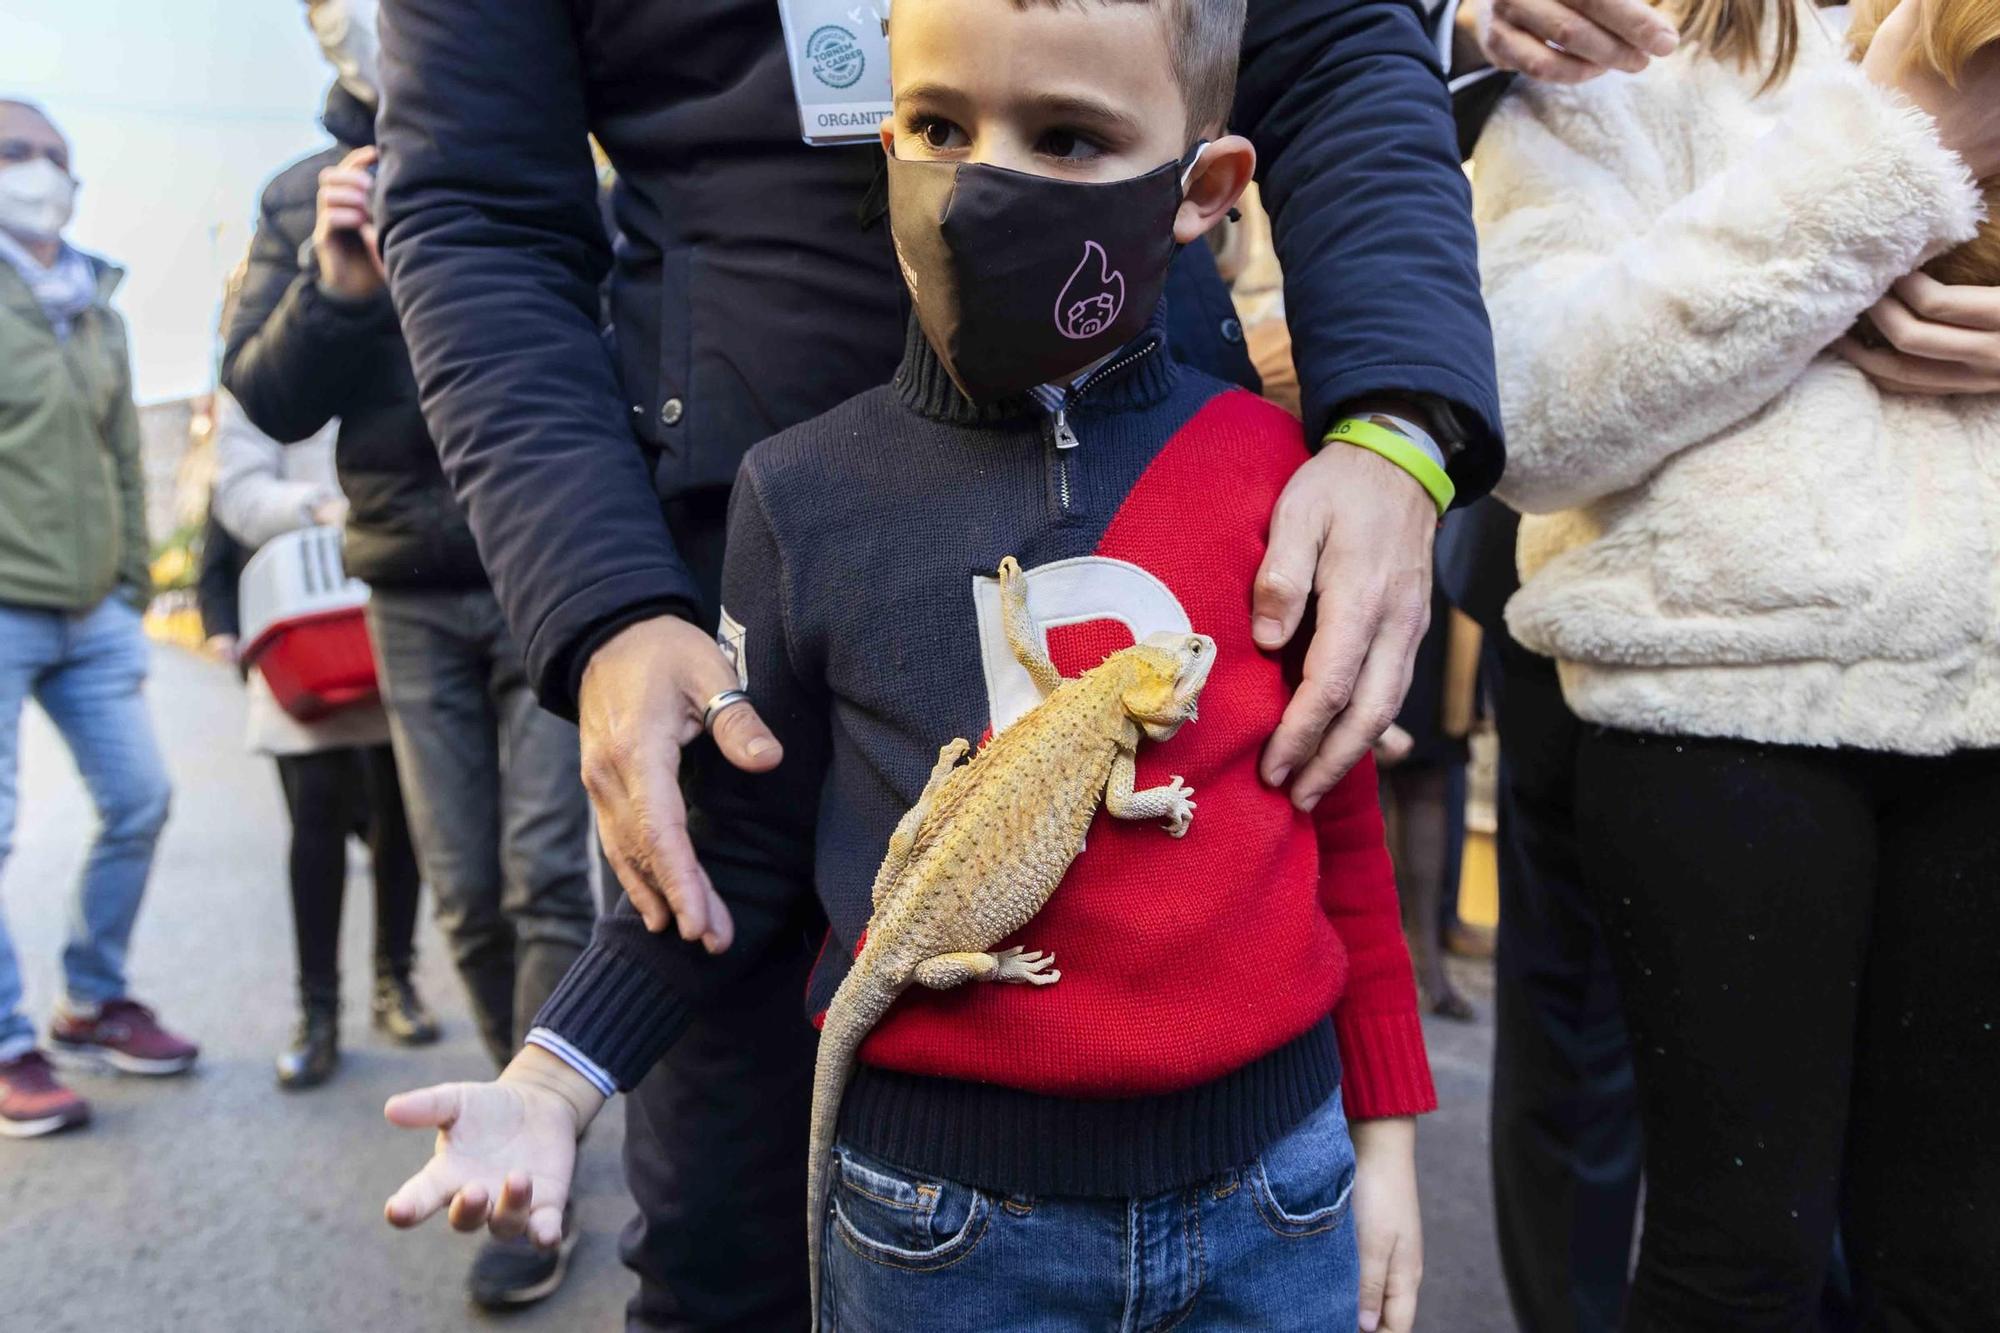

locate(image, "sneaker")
[[467, 1204, 578, 1309], [371, 975, 441, 1047], [0, 1052, 91, 1139], [49, 999, 199, 1076]]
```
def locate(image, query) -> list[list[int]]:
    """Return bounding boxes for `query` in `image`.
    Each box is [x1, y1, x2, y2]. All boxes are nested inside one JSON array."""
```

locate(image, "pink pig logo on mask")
[[1054, 240, 1126, 340]]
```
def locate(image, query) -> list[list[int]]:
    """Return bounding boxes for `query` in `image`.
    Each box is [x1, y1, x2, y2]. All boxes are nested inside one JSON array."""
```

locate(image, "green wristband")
[[1325, 417, 1456, 517]]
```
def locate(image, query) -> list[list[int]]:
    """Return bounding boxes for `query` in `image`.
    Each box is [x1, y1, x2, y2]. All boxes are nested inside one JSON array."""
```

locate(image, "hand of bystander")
[[312, 144, 384, 302], [1453, 0, 1679, 83]]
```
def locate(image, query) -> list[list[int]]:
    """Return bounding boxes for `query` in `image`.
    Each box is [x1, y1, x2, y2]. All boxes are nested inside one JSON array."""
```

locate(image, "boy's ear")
[[1173, 134, 1256, 246]]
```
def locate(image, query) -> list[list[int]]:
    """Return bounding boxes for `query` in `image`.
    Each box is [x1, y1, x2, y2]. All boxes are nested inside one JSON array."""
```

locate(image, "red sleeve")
[[1314, 752, 1437, 1120]]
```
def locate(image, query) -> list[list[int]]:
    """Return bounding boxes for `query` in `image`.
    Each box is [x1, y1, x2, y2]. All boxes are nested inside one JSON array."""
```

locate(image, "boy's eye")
[[1036, 128, 1101, 161], [914, 117, 965, 152]]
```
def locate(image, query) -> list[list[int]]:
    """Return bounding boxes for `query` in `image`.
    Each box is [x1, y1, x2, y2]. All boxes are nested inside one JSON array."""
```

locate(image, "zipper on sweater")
[[1033, 337, 1158, 515]]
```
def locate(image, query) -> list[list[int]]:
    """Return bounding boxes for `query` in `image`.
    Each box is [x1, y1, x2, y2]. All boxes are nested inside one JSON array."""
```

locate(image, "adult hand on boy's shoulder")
[[1352, 1115, 1423, 1333], [1254, 448, 1434, 811], [578, 614, 783, 950]]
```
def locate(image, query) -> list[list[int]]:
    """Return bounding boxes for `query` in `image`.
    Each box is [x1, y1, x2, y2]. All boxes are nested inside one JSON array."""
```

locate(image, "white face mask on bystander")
[[0, 158, 76, 244], [308, 0, 382, 106]]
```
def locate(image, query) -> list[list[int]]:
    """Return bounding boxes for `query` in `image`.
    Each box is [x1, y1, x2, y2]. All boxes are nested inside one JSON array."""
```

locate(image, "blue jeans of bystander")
[[0, 598, 171, 1060]]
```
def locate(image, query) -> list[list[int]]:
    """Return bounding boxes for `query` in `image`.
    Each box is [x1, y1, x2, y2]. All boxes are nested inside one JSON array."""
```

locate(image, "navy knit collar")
[[892, 302, 1181, 428]]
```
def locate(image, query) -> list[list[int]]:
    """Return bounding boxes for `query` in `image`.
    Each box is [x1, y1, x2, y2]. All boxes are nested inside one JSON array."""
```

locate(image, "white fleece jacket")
[[1476, 12, 1995, 754]]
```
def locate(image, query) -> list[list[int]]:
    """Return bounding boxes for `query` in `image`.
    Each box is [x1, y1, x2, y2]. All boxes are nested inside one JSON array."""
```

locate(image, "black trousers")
[[1485, 640, 1643, 1333], [1575, 727, 2000, 1332], [273, 745, 421, 1000]]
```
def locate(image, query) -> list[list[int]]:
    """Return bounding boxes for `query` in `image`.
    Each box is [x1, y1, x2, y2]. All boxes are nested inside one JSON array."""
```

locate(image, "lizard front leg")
[[1104, 748, 1196, 838], [998, 556, 1064, 696], [913, 947, 1061, 989], [869, 739, 972, 907]]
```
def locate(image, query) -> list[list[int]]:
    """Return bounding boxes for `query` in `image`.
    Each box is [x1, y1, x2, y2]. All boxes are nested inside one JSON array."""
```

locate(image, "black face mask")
[[886, 144, 1205, 406]]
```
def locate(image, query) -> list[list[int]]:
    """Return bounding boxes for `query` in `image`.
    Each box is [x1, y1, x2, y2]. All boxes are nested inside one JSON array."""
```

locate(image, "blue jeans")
[[823, 1090, 1360, 1331], [0, 598, 172, 1060]]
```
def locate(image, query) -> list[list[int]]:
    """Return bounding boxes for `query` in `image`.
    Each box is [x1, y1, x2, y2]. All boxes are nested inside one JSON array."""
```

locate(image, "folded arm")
[[221, 184, 391, 445], [1479, 69, 1985, 514]]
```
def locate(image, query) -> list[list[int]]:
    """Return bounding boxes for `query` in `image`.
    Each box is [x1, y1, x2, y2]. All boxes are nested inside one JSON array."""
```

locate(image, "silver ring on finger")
[[702, 689, 751, 734]]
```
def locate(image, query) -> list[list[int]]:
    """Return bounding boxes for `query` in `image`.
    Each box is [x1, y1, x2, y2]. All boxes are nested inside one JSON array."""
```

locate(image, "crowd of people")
[[2, 0, 1997, 1329]]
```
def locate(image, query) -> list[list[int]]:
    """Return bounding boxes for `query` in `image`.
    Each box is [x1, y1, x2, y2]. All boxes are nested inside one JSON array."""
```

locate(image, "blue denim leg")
[[821, 1143, 1123, 1331], [821, 1090, 1360, 1332], [0, 604, 62, 1056], [38, 599, 171, 1007], [1197, 1090, 1361, 1330]]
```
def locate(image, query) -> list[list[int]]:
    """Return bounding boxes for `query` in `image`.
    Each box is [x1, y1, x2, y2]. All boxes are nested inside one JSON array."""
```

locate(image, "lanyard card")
[[776, 0, 892, 146]]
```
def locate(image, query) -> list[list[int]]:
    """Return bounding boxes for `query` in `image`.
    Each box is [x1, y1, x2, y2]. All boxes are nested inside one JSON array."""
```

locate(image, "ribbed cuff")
[[530, 941, 692, 1092], [1332, 1008, 1438, 1121]]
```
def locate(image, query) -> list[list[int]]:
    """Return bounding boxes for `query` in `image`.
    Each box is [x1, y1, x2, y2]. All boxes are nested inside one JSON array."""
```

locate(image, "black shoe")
[[372, 974, 441, 1047], [276, 997, 339, 1091], [467, 1205, 578, 1309]]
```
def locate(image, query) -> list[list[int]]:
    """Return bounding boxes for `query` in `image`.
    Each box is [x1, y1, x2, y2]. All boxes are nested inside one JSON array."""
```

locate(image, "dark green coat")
[[0, 256, 150, 612]]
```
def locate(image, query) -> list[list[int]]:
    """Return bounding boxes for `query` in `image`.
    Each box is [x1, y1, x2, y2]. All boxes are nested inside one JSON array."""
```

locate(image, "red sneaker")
[[0, 1052, 91, 1139], [50, 999, 199, 1076]]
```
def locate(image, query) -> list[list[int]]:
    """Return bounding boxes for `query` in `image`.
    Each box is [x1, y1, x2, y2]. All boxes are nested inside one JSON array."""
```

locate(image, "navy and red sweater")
[[537, 313, 1436, 1197]]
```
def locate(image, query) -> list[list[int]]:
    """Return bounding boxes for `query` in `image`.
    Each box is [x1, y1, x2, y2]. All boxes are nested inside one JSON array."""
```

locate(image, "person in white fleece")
[[1471, 0, 2000, 1327]]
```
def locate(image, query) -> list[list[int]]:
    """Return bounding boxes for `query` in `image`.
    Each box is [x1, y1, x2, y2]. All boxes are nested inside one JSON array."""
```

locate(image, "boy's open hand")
[[382, 1047, 605, 1248], [1352, 1116, 1423, 1333]]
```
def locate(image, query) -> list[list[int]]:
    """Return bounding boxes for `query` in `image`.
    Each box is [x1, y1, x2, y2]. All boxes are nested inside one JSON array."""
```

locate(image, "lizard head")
[[1116, 632, 1218, 741]]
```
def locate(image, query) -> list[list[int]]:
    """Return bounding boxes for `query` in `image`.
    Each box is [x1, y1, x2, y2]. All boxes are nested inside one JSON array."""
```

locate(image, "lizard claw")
[[1161, 777, 1197, 838], [993, 946, 1061, 985]]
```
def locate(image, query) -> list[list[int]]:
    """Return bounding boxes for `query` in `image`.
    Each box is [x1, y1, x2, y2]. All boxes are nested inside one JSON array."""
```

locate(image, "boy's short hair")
[[1013, 0, 1248, 136]]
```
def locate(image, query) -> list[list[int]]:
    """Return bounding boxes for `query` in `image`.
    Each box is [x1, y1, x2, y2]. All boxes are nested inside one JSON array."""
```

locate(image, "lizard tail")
[[808, 965, 898, 1333]]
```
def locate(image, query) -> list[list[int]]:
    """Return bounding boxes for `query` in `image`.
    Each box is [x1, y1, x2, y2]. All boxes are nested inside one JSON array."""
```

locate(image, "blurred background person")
[[203, 387, 435, 1090], [0, 98, 197, 1142], [1377, 581, 1481, 1021], [218, 4, 596, 1306]]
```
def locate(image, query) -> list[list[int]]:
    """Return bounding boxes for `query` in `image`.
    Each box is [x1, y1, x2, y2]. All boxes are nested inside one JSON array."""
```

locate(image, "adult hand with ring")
[[577, 616, 781, 950]]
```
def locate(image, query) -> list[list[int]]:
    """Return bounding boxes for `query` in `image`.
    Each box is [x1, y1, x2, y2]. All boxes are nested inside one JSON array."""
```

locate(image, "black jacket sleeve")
[[532, 469, 827, 1089], [1237, 0, 1504, 503], [375, 0, 702, 716], [222, 177, 400, 445]]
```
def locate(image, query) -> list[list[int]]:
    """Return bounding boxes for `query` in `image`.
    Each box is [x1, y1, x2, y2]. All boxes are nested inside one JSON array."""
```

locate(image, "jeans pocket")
[[1251, 1092, 1357, 1238], [830, 1144, 992, 1271]]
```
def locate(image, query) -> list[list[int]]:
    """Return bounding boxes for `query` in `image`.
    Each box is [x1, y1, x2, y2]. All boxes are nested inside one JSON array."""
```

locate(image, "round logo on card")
[[806, 24, 866, 89]]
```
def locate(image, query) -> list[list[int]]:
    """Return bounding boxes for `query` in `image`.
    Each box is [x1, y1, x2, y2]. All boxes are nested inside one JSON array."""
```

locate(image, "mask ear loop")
[[1177, 139, 1212, 194]]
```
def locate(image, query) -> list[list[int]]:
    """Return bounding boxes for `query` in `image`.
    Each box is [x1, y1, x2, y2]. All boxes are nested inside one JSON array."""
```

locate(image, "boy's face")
[[885, 0, 1193, 182]]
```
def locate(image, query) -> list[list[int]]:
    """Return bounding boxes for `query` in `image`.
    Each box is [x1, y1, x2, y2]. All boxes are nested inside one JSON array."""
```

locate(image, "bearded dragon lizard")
[[807, 555, 1216, 1327]]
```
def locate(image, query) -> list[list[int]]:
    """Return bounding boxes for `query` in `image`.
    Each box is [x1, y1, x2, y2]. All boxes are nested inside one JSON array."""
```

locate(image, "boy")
[[382, 1, 1436, 1327]]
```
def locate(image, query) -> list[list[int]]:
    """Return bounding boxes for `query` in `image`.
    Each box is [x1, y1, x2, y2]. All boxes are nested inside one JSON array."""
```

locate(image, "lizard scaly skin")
[[807, 556, 1216, 1328]]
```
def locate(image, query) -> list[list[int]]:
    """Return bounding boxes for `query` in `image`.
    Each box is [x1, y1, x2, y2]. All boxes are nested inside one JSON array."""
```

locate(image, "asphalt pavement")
[[0, 642, 1511, 1332]]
